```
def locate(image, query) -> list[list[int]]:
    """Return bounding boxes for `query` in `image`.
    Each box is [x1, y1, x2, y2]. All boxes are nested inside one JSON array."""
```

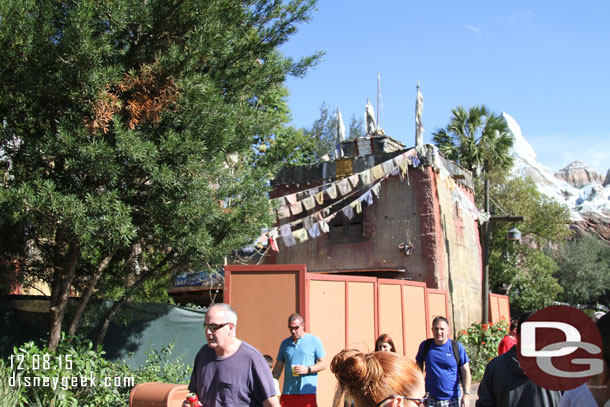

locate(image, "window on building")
[[329, 207, 367, 243]]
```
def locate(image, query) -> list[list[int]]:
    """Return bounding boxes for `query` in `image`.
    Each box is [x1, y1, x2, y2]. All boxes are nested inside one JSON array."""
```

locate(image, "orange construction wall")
[[224, 265, 305, 365], [489, 293, 511, 324], [427, 289, 449, 325], [224, 266, 451, 407], [401, 283, 428, 360]]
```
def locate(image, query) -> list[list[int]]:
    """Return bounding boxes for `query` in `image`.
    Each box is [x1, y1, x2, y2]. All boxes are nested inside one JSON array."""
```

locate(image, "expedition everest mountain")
[[503, 112, 610, 242]]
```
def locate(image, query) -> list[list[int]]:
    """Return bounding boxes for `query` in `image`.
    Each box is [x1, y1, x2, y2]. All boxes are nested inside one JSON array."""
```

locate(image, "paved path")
[[468, 382, 479, 407]]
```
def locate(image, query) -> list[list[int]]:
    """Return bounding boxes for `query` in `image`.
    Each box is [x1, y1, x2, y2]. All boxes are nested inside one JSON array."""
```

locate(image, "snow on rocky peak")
[[503, 112, 610, 223]]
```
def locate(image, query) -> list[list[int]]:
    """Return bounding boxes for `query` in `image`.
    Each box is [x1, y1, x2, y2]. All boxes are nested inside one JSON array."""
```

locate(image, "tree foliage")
[[551, 235, 610, 307], [0, 0, 321, 349], [433, 105, 514, 178], [487, 177, 571, 311]]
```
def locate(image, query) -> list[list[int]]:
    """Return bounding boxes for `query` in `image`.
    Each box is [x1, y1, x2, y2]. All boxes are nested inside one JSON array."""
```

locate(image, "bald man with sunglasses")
[[184, 303, 280, 407]]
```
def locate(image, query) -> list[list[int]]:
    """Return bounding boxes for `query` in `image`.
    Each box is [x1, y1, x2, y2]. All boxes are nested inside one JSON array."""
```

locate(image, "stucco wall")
[[434, 170, 483, 330]]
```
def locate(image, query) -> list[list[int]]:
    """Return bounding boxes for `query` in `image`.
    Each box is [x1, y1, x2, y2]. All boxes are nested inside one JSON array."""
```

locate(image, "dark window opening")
[[329, 206, 367, 243]]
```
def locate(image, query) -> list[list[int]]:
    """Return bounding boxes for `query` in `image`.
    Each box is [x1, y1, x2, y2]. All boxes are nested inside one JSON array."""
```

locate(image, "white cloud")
[[462, 24, 481, 35]]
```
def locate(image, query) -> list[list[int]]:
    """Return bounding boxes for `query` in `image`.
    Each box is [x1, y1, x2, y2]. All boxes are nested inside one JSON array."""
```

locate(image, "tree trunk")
[[94, 255, 183, 347], [48, 240, 81, 351], [67, 252, 115, 337]]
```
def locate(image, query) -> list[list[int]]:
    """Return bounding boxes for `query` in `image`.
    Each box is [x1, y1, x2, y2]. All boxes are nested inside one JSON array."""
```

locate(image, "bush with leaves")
[[457, 320, 509, 382], [2, 336, 190, 407]]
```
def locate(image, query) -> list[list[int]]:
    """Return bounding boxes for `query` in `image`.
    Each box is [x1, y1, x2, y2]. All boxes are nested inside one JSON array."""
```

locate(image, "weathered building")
[[261, 135, 483, 331]]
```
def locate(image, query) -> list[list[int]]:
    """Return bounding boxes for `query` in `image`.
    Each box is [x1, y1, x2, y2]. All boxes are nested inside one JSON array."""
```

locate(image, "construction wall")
[[489, 293, 511, 323], [225, 265, 450, 407]]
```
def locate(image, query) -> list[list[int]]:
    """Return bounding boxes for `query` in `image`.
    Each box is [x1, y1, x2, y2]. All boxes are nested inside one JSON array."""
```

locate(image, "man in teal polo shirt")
[[272, 313, 326, 407]]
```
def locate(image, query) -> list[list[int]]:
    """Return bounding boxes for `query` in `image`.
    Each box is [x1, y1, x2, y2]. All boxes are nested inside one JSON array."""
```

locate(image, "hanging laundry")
[[350, 199, 362, 214], [325, 184, 337, 200], [293, 228, 309, 243], [296, 191, 308, 202], [348, 174, 359, 189], [269, 236, 279, 252], [277, 205, 290, 220], [312, 211, 324, 222], [285, 193, 297, 206], [269, 227, 278, 239], [391, 166, 399, 176], [399, 159, 409, 175], [280, 224, 296, 247], [302, 196, 316, 211], [275, 196, 287, 207], [337, 178, 352, 196], [318, 219, 330, 233], [342, 205, 354, 220], [360, 190, 373, 206], [314, 191, 324, 205], [307, 223, 321, 238], [381, 159, 394, 175], [289, 201, 303, 215], [372, 183, 382, 198], [411, 155, 421, 168], [302, 215, 314, 230], [360, 169, 372, 186], [371, 164, 385, 180]]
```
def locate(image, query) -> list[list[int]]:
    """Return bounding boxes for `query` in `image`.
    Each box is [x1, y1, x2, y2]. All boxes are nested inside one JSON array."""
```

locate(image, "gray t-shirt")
[[188, 341, 277, 407]]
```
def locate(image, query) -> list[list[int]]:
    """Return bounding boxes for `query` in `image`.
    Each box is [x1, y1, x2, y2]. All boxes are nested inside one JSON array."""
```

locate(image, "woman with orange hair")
[[331, 349, 427, 407]]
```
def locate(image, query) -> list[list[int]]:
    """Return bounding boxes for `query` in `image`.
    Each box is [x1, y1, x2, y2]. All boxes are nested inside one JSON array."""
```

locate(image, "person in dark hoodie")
[[475, 311, 563, 407]]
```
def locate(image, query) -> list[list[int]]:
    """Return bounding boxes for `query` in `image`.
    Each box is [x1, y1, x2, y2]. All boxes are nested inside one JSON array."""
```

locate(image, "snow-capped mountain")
[[503, 112, 610, 240]]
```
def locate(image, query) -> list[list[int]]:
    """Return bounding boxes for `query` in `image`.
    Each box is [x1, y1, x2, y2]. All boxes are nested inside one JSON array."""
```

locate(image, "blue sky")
[[280, 1, 610, 174]]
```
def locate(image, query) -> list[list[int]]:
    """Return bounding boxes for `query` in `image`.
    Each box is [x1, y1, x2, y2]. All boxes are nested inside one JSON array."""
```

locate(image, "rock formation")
[[555, 161, 604, 188]]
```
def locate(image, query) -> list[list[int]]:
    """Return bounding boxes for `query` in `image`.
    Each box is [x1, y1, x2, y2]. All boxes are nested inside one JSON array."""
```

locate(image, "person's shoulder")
[[306, 333, 323, 342], [279, 336, 293, 347], [239, 342, 269, 361], [453, 338, 466, 349], [240, 341, 262, 354], [194, 344, 214, 362], [416, 338, 432, 352]]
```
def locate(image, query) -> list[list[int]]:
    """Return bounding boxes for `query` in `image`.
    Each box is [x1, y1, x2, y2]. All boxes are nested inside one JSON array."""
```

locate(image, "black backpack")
[[421, 338, 462, 380]]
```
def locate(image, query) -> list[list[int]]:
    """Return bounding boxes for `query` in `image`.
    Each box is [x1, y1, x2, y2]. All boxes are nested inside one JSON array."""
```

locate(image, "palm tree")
[[432, 105, 514, 177], [433, 105, 515, 323]]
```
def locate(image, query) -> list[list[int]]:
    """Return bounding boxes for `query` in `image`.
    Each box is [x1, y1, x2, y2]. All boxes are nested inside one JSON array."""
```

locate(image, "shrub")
[[457, 320, 509, 382], [2, 335, 191, 407]]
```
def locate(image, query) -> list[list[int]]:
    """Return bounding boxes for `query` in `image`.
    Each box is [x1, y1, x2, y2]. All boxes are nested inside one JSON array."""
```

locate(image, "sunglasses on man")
[[204, 322, 231, 332]]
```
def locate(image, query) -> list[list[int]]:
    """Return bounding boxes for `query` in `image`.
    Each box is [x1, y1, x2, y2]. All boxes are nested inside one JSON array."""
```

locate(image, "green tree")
[[347, 113, 365, 140], [0, 0, 321, 350], [432, 105, 514, 178], [488, 177, 571, 310], [551, 235, 610, 306], [298, 103, 366, 163]]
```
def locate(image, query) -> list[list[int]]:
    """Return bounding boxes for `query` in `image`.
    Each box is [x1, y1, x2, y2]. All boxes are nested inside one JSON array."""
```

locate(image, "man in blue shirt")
[[416, 316, 472, 407], [272, 313, 326, 407]]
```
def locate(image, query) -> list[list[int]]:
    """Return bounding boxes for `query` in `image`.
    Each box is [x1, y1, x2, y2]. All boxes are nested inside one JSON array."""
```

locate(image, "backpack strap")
[[451, 339, 463, 383], [420, 338, 433, 370]]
